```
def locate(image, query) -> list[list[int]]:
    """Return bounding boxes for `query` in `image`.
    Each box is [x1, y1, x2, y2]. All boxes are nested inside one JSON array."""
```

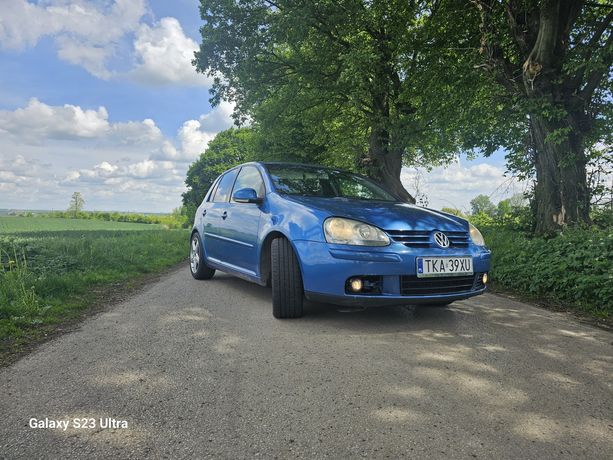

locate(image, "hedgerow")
[[477, 223, 612, 318]]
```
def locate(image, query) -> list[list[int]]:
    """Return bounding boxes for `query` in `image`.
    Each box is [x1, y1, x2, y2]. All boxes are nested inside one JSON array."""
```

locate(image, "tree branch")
[[580, 29, 613, 100], [471, 0, 524, 94], [583, 8, 613, 57]]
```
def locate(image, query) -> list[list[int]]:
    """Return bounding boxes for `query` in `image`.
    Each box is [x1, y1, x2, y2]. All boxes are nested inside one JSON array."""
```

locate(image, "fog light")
[[349, 278, 363, 292], [482, 273, 488, 284]]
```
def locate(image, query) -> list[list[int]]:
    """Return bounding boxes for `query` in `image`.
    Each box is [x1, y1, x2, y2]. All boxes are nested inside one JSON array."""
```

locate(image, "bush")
[[43, 208, 191, 229], [480, 225, 613, 318]]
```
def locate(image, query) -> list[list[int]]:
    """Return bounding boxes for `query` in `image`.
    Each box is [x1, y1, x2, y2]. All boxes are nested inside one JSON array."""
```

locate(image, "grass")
[[0, 217, 188, 356]]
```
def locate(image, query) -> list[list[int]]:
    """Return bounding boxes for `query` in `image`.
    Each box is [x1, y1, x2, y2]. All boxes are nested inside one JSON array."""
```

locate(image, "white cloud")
[[55, 37, 114, 79], [63, 159, 179, 184], [0, 0, 146, 79], [0, 2, 211, 86], [0, 98, 110, 141], [0, 0, 147, 47], [0, 98, 167, 146], [111, 119, 163, 145], [0, 99, 236, 212], [152, 101, 235, 161], [198, 100, 235, 132], [131, 17, 211, 86], [0, 155, 55, 198], [401, 158, 526, 212]]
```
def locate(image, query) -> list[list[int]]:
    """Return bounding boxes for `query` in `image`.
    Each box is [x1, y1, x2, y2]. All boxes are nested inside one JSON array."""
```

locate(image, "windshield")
[[266, 164, 397, 202]]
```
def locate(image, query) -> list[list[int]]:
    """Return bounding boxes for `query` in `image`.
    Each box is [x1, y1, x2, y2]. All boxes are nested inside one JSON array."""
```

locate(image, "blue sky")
[[0, 0, 524, 213]]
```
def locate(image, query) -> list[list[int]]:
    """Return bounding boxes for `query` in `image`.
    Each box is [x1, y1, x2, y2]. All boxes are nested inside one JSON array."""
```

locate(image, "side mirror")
[[232, 188, 262, 204]]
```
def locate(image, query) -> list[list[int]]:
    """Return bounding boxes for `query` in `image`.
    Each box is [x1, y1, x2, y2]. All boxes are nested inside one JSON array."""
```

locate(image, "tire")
[[190, 233, 215, 280], [271, 237, 304, 318]]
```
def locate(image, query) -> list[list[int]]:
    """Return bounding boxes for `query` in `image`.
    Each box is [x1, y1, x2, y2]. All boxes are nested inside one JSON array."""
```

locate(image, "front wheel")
[[190, 233, 215, 280], [271, 237, 304, 318]]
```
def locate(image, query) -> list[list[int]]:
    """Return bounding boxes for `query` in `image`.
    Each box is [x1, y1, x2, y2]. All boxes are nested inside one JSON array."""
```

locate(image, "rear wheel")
[[271, 237, 304, 318], [190, 233, 215, 280]]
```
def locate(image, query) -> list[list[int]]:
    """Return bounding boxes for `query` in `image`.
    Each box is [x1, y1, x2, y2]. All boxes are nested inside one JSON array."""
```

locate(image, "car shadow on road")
[[210, 273, 460, 333]]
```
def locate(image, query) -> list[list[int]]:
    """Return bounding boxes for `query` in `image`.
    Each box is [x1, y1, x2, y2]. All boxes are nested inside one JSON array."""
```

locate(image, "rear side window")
[[231, 166, 265, 200], [212, 169, 239, 202], [206, 177, 222, 202]]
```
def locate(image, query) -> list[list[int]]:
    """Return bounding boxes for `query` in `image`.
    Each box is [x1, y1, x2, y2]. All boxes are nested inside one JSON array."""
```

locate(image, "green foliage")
[[592, 207, 613, 229], [0, 248, 42, 325], [445, 1, 613, 182], [470, 194, 496, 216], [193, 0, 495, 186], [0, 224, 188, 342], [37, 209, 189, 229], [182, 128, 260, 213], [67, 192, 85, 217], [481, 225, 613, 318], [441, 207, 466, 218], [193, 0, 612, 232]]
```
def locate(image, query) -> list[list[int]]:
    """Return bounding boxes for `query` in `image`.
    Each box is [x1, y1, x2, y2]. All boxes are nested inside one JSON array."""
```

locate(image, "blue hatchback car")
[[190, 162, 491, 318]]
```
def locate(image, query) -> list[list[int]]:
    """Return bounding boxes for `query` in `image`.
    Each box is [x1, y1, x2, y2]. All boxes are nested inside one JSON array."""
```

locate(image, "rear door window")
[[212, 169, 239, 203]]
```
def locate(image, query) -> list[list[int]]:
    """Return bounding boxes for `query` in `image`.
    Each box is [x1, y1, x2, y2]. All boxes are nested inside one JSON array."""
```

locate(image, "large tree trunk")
[[364, 127, 416, 203], [474, 0, 598, 233], [520, 1, 591, 233], [531, 114, 590, 233]]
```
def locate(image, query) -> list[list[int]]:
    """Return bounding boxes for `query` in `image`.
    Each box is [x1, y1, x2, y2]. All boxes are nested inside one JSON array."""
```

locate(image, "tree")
[[471, 194, 496, 216], [194, 0, 489, 203], [441, 207, 467, 218], [182, 128, 259, 216], [68, 192, 84, 217], [466, 0, 613, 232]]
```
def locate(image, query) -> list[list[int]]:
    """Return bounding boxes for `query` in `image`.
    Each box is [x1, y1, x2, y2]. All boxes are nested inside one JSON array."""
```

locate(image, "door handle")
[[221, 211, 228, 220], [202, 209, 207, 216]]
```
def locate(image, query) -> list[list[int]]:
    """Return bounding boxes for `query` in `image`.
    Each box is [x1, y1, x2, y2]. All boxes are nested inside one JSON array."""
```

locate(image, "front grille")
[[386, 230, 470, 248], [444, 231, 470, 247], [385, 230, 430, 247], [400, 274, 479, 296]]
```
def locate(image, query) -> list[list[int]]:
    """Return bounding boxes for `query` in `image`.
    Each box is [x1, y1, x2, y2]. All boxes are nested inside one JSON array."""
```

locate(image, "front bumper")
[[293, 240, 491, 306]]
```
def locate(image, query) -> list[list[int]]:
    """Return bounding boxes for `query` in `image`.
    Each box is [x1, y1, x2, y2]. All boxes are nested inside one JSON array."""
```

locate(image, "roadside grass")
[[481, 226, 613, 320], [1, 218, 188, 355]]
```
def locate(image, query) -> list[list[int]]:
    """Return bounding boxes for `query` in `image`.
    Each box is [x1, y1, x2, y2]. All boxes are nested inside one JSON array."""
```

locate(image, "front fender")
[[259, 193, 328, 243]]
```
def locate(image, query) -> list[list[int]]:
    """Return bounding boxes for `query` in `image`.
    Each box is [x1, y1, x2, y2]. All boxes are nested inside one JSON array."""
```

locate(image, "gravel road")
[[1, 266, 612, 459]]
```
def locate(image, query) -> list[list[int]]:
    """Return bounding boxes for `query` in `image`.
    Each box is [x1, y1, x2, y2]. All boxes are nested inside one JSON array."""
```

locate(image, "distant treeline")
[[42, 209, 191, 229]]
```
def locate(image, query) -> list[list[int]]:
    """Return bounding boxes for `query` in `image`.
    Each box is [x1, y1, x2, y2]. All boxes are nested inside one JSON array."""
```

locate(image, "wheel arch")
[[259, 230, 304, 287], [190, 228, 210, 262]]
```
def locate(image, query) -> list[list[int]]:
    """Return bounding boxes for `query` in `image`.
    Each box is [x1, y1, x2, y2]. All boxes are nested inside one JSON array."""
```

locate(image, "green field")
[[0, 216, 188, 355], [0, 216, 164, 233]]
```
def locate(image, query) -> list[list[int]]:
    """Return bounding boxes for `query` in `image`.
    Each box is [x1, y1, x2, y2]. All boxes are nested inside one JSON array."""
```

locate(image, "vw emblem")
[[433, 231, 450, 248]]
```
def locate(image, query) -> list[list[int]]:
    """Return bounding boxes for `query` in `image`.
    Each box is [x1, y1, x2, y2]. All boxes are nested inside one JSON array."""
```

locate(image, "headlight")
[[469, 223, 485, 246], [323, 217, 390, 246]]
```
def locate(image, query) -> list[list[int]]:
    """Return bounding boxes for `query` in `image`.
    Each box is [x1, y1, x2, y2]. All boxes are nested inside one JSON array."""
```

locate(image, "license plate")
[[416, 257, 473, 278]]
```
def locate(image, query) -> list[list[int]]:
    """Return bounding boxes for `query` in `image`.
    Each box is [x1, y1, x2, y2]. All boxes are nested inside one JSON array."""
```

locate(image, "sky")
[[0, 0, 526, 214]]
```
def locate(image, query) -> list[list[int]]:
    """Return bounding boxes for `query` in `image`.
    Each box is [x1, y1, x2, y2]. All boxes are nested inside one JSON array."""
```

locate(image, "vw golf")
[[190, 162, 491, 318]]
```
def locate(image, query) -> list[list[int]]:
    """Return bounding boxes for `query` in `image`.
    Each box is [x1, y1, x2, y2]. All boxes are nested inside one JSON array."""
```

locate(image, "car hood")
[[285, 196, 467, 231]]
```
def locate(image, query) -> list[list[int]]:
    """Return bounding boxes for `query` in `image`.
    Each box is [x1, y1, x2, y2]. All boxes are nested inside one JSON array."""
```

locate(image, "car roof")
[[259, 161, 346, 170]]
